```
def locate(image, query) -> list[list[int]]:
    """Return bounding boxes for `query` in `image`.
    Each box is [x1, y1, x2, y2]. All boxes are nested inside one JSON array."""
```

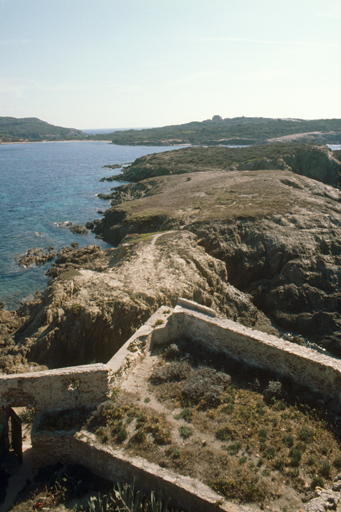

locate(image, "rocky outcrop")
[[93, 167, 341, 357], [115, 144, 341, 188], [195, 216, 341, 356], [0, 302, 47, 374], [1, 144, 340, 369], [303, 474, 341, 511], [10, 232, 276, 369], [69, 224, 89, 235], [56, 221, 89, 235], [15, 247, 56, 267]]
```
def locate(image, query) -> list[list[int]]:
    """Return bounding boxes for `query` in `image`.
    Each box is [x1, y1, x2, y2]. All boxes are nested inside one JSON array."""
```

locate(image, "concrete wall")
[[0, 363, 109, 414], [31, 430, 245, 512]]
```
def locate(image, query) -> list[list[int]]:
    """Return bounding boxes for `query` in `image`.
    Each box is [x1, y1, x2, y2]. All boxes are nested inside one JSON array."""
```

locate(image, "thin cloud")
[[193, 36, 337, 48]]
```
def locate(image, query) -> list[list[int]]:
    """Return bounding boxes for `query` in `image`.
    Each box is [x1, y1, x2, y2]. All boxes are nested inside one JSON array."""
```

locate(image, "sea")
[[0, 141, 182, 310]]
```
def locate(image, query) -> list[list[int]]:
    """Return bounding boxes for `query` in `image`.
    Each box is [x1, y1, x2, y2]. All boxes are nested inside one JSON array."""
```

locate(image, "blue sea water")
[[0, 141, 181, 310]]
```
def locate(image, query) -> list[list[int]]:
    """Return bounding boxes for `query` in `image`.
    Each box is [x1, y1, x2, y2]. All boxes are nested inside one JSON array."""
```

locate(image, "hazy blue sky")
[[1, 0, 340, 128]]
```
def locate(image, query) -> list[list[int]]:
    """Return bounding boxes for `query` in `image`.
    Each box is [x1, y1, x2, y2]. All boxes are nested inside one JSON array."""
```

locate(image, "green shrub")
[[181, 366, 231, 409], [282, 434, 294, 448], [263, 446, 275, 460], [154, 318, 164, 327], [290, 448, 302, 467], [166, 446, 181, 459], [319, 461, 331, 478], [130, 429, 146, 444], [311, 475, 324, 489], [112, 421, 128, 443], [215, 425, 235, 441], [153, 425, 172, 445], [273, 458, 284, 471], [179, 426, 193, 439], [258, 428, 267, 441], [333, 456, 341, 469], [211, 476, 265, 503], [298, 427, 314, 443], [163, 344, 180, 361], [150, 361, 191, 384], [222, 442, 241, 455], [174, 408, 192, 422], [307, 456, 316, 466]]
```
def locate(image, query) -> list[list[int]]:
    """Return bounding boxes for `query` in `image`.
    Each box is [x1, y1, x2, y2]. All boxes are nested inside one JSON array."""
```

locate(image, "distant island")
[[103, 115, 341, 146], [0, 117, 85, 143], [1, 115, 341, 146]]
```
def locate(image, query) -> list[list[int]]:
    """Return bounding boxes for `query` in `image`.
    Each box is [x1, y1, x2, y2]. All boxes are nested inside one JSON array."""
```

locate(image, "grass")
[[7, 463, 184, 512], [179, 426, 193, 439], [144, 339, 341, 507], [31, 338, 341, 510], [86, 400, 173, 449]]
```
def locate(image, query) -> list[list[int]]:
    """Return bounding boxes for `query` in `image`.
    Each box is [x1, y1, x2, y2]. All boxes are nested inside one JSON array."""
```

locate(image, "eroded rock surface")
[[9, 231, 275, 368], [94, 164, 341, 356], [303, 474, 341, 511], [1, 144, 340, 370]]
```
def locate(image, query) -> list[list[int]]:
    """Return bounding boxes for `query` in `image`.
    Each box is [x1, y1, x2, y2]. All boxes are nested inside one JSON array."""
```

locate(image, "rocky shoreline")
[[0, 143, 340, 374]]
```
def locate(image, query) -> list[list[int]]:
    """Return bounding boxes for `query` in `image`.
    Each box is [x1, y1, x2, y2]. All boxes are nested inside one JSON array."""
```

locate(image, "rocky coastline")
[[0, 143, 340, 374]]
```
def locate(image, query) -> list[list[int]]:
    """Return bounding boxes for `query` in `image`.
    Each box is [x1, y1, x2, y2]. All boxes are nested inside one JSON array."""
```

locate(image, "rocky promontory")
[[0, 143, 340, 372]]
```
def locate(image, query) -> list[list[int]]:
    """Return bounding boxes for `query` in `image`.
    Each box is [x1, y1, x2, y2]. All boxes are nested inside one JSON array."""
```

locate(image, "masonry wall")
[[148, 300, 341, 406], [0, 363, 109, 414], [161, 302, 341, 404], [31, 430, 243, 512]]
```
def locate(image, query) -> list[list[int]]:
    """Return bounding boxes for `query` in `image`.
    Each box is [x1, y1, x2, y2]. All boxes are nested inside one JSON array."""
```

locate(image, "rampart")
[[3, 298, 338, 420]]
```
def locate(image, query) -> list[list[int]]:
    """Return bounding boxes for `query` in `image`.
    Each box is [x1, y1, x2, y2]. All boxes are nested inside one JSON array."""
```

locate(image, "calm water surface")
[[0, 141, 181, 309]]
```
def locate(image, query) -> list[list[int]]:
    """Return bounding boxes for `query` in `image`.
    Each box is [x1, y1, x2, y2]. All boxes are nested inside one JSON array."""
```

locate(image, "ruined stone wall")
[[106, 306, 179, 388], [151, 299, 341, 405], [0, 363, 109, 414], [31, 430, 244, 512]]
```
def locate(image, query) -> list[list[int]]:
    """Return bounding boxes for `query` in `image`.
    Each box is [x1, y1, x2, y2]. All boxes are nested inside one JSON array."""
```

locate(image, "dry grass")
[[73, 339, 341, 510], [30, 338, 341, 510]]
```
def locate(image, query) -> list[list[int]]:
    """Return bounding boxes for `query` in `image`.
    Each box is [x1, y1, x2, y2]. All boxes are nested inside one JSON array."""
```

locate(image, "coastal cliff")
[[0, 144, 340, 371]]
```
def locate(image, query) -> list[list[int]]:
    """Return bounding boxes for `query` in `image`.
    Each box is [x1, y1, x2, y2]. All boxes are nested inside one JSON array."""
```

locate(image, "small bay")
[[0, 141, 181, 309]]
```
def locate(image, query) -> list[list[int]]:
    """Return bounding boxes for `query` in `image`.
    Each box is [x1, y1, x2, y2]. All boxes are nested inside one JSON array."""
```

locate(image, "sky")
[[0, 0, 340, 129]]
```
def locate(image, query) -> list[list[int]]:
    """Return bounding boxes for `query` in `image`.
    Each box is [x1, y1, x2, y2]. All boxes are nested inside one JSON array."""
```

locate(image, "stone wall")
[[31, 430, 246, 512], [150, 299, 341, 407], [0, 363, 109, 415]]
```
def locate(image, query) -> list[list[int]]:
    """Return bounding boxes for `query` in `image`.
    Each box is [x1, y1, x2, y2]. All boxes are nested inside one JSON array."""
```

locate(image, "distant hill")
[[106, 116, 341, 146], [0, 117, 86, 142]]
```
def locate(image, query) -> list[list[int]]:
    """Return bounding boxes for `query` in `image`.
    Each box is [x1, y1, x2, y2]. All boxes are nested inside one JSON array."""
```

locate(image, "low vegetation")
[[9, 464, 182, 512], [115, 143, 341, 188], [7, 339, 341, 511], [32, 340, 338, 509], [105, 116, 341, 146], [0, 116, 85, 142]]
